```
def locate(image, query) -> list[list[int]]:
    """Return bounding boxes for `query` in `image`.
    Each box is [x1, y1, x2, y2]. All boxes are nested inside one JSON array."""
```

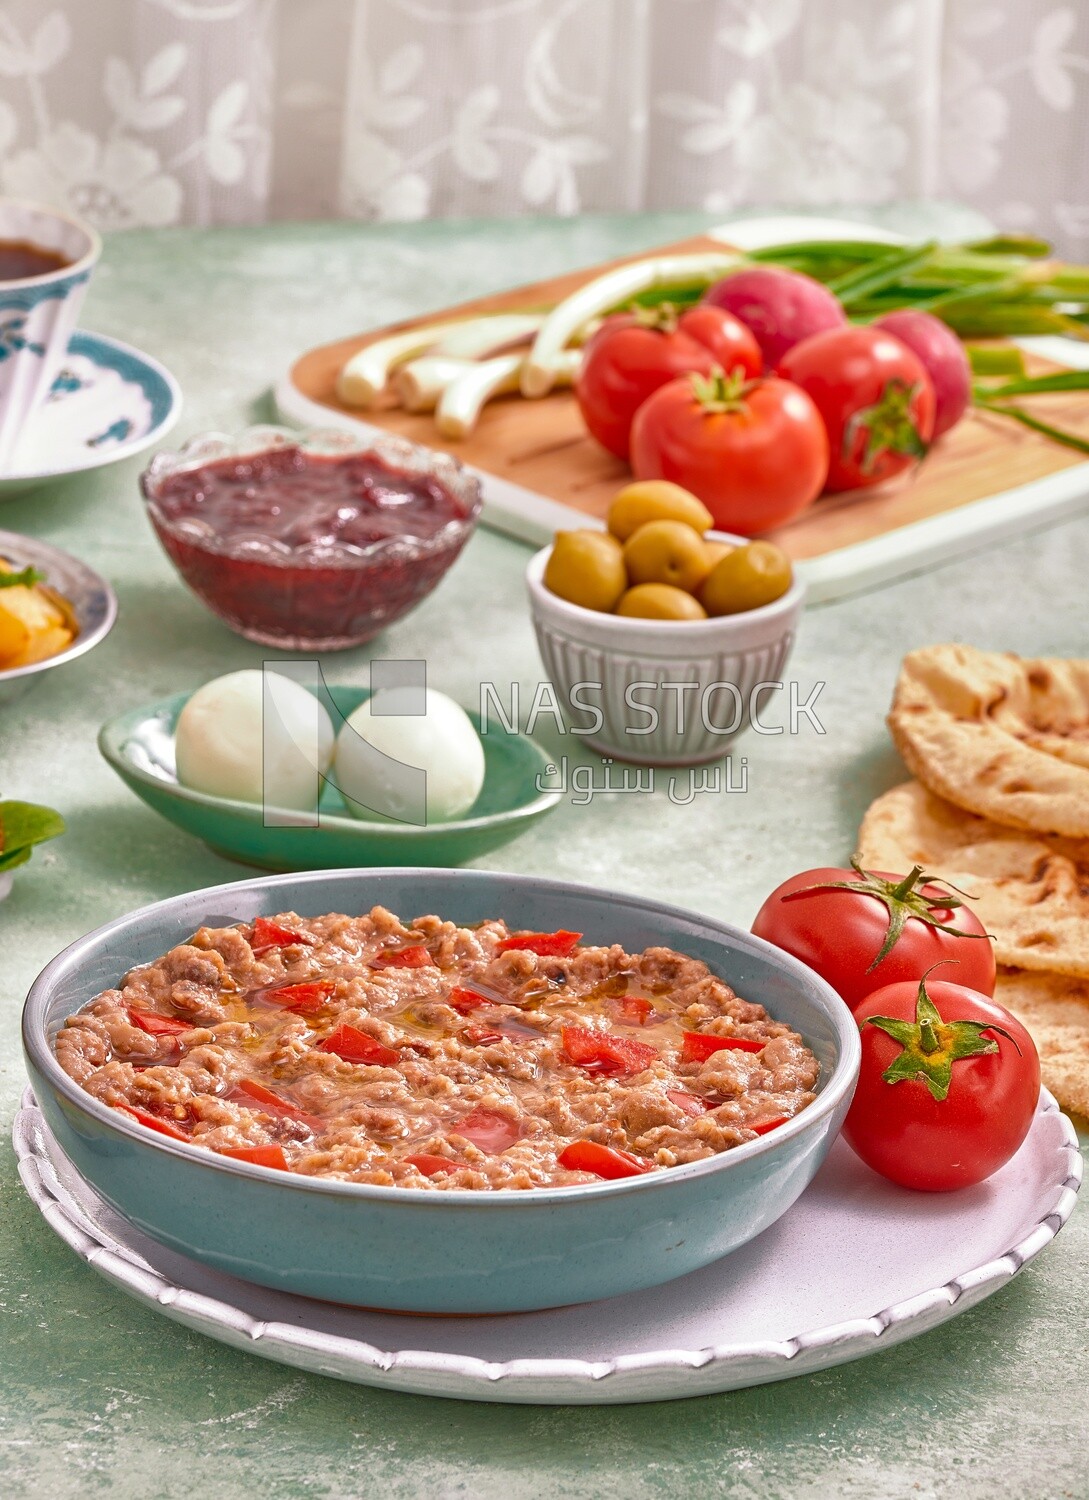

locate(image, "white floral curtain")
[[0, 0, 1086, 251]]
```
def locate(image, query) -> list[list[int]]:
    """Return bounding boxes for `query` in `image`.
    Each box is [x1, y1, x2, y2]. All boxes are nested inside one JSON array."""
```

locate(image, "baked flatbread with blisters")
[[993, 969, 1089, 1118], [857, 779, 1089, 978], [887, 644, 1089, 837]]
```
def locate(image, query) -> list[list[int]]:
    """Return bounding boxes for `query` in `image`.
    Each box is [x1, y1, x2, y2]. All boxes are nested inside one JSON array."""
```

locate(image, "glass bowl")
[[140, 425, 483, 651]]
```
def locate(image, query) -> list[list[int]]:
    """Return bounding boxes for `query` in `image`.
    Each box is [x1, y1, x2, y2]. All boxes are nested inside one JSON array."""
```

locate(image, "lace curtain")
[[0, 0, 1086, 251]]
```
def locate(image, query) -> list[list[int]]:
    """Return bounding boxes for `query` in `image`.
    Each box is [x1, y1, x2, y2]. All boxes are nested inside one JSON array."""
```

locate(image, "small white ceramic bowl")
[[526, 532, 805, 765]]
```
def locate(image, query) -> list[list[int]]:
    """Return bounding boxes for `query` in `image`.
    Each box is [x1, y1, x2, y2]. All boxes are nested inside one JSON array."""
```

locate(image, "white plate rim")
[[13, 1086, 1081, 1403], [1, 328, 182, 487]]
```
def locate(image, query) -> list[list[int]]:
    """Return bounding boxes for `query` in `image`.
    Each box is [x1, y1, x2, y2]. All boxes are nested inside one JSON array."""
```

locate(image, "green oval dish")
[[98, 688, 561, 871]]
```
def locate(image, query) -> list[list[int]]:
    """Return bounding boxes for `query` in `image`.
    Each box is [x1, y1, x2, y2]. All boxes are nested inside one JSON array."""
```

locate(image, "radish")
[[703, 266, 846, 369], [873, 310, 972, 439]]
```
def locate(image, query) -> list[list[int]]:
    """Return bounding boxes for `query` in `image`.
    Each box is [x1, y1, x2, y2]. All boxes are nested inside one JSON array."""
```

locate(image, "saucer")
[[98, 687, 563, 871], [13, 1087, 1079, 1402], [0, 329, 181, 494]]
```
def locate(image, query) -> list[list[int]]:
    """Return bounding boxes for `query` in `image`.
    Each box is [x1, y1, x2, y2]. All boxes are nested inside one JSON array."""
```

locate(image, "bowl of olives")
[[525, 481, 805, 765]]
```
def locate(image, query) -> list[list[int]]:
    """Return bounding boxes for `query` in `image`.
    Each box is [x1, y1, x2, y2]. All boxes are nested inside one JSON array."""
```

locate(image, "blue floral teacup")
[[0, 198, 100, 472]]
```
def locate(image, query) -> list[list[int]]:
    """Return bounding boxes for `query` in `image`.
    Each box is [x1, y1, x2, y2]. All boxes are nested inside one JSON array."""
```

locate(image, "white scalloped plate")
[[14, 1087, 1079, 1404]]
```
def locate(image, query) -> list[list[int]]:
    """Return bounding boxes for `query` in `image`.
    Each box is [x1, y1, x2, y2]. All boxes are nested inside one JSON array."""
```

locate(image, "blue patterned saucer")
[[0, 329, 181, 494]]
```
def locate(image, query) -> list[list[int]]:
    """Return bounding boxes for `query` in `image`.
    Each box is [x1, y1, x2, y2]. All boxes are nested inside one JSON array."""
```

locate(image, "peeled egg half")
[[334, 687, 485, 824], [176, 669, 334, 811]]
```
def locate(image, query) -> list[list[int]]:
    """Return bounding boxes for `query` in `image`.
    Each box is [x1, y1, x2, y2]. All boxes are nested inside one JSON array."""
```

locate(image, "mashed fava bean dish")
[[55, 907, 819, 1189]]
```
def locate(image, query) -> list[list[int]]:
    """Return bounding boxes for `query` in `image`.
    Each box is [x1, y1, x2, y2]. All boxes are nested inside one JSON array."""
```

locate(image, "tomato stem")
[[688, 364, 758, 413], [632, 300, 680, 335], [844, 377, 929, 473], [864, 972, 1020, 1102], [780, 858, 993, 970]]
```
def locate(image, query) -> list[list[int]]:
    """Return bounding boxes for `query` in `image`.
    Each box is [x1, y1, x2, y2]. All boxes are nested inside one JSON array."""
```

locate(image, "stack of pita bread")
[[858, 643, 1089, 1117]]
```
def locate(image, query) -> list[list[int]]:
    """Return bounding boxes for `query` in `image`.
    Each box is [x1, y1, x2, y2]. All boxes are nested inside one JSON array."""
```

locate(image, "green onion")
[[975, 399, 1089, 455], [975, 369, 1089, 397], [829, 242, 939, 305], [967, 345, 1027, 377]]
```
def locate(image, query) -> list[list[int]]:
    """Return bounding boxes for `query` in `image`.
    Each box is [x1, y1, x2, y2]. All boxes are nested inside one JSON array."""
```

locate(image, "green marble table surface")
[[1, 207, 1086, 1499]]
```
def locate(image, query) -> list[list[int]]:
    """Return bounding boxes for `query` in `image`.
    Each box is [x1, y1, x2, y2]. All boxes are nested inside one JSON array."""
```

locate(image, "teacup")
[[0, 198, 101, 473]]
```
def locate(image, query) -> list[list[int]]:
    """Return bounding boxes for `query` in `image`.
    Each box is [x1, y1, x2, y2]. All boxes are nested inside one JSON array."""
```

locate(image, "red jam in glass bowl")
[[141, 427, 483, 649]]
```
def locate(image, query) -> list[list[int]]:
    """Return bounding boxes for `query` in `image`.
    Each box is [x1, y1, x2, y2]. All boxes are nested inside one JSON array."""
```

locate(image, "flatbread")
[[857, 780, 1089, 978], [887, 644, 1089, 837], [994, 968, 1089, 1119]]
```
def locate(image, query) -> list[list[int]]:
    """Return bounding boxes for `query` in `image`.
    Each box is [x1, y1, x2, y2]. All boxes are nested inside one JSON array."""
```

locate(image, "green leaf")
[[0, 800, 66, 860], [0, 845, 31, 875], [0, 565, 44, 590]]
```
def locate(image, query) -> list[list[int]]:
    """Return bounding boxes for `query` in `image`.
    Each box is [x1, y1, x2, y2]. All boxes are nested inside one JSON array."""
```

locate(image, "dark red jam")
[[144, 445, 479, 649]]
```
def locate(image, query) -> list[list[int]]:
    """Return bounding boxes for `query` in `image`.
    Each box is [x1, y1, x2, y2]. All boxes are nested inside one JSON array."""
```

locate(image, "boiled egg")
[[176, 669, 334, 811], [334, 686, 485, 824]]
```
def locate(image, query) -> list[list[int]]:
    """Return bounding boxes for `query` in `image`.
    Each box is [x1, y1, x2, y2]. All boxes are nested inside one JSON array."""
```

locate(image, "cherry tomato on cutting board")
[[777, 325, 936, 493], [575, 303, 761, 460], [843, 974, 1040, 1191], [629, 369, 828, 536], [751, 860, 996, 1011]]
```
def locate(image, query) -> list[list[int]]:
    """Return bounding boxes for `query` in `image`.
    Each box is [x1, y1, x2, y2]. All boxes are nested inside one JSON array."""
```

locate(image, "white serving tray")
[[14, 1086, 1079, 1405], [274, 216, 1089, 604]]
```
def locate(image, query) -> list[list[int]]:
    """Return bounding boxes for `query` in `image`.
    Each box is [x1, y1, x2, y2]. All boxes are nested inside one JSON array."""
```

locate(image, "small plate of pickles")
[[0, 530, 117, 704]]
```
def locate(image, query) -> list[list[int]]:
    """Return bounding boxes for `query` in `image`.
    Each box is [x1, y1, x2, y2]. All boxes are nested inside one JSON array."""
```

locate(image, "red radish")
[[703, 266, 846, 369], [873, 310, 972, 439]]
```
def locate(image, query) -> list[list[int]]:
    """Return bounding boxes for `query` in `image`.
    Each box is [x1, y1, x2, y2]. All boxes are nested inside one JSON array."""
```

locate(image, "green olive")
[[622, 520, 713, 594], [544, 529, 628, 612], [617, 583, 707, 620], [699, 541, 793, 616]]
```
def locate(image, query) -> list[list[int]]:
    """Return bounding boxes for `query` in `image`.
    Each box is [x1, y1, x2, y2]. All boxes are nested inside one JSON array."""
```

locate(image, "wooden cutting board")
[[277, 230, 1089, 602]]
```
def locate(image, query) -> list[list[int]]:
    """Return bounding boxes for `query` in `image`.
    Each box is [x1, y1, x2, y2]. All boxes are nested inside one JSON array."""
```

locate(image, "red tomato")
[[665, 1089, 708, 1117], [116, 1104, 190, 1142], [751, 862, 996, 1011], [560, 1024, 658, 1076], [558, 1141, 652, 1180], [607, 995, 653, 1026], [406, 1153, 462, 1177], [575, 303, 761, 459], [219, 1144, 289, 1170], [448, 987, 487, 1014], [844, 977, 1040, 1191], [229, 1078, 326, 1132], [317, 1023, 400, 1067], [629, 370, 828, 535], [257, 980, 334, 1014], [370, 945, 435, 969], [455, 1107, 522, 1153], [681, 1032, 764, 1063], [777, 326, 936, 493], [128, 1008, 191, 1036], [249, 917, 316, 955], [495, 930, 582, 957]]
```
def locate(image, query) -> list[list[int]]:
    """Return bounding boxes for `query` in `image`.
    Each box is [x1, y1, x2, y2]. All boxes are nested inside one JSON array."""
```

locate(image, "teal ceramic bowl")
[[98, 689, 560, 870], [23, 869, 860, 1314]]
